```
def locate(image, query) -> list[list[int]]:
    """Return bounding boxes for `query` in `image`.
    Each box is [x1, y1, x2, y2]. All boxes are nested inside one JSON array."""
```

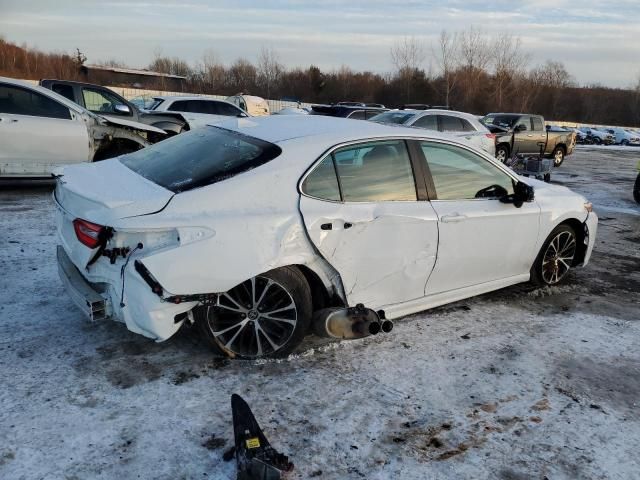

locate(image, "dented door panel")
[[300, 196, 439, 308]]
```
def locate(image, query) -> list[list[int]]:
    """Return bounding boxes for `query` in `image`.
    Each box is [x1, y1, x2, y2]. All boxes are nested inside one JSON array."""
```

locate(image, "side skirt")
[[380, 274, 531, 320]]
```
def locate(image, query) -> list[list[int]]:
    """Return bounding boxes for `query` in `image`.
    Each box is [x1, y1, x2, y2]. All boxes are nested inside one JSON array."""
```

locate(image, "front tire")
[[552, 146, 565, 167], [531, 225, 577, 286], [196, 267, 312, 359]]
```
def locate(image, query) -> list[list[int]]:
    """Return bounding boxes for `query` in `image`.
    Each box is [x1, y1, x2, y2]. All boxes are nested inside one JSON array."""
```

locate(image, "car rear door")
[[0, 83, 89, 177], [530, 116, 547, 153], [418, 140, 541, 295], [299, 139, 439, 308]]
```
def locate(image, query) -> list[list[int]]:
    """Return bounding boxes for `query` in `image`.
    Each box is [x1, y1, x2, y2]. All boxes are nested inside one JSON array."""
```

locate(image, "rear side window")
[[368, 111, 415, 124], [412, 115, 437, 130], [0, 84, 70, 119], [51, 84, 75, 102], [217, 102, 243, 116], [120, 127, 281, 193], [440, 115, 466, 132], [301, 156, 341, 201], [531, 116, 544, 131], [168, 100, 190, 112], [347, 110, 366, 120], [302, 140, 417, 202]]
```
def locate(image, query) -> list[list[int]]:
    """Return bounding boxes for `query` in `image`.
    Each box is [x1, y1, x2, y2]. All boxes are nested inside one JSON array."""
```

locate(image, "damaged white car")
[[54, 116, 598, 358], [0, 77, 165, 178]]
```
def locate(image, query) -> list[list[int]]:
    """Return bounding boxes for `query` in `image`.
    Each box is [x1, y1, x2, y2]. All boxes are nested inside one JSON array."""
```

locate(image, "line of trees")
[[1, 32, 640, 126]]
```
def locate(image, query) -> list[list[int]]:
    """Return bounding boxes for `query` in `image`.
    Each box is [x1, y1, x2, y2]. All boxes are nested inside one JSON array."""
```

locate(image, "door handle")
[[320, 223, 332, 231], [343, 222, 353, 229], [441, 214, 467, 223], [527, 134, 533, 137]]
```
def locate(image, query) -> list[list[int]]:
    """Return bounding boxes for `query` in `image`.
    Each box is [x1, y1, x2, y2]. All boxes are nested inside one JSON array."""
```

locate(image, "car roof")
[[154, 95, 229, 102], [211, 114, 456, 144]]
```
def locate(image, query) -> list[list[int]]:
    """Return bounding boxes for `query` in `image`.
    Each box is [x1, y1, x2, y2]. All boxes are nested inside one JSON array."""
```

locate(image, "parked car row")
[[550, 124, 640, 146]]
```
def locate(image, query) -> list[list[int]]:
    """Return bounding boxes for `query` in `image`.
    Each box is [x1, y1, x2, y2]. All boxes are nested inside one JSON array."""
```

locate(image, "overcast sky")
[[1, 0, 639, 88]]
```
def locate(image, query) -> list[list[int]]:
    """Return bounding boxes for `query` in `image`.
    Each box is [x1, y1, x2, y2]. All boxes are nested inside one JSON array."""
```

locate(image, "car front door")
[[0, 83, 89, 177], [513, 115, 540, 154], [299, 139, 439, 308], [419, 141, 541, 295]]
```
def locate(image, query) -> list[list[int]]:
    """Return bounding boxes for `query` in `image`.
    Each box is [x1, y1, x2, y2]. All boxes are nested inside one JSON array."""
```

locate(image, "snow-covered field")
[[1, 147, 639, 480]]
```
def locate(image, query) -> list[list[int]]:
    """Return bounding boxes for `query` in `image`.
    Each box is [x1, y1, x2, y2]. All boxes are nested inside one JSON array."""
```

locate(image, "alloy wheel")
[[554, 149, 564, 166], [496, 148, 508, 163], [542, 230, 576, 284], [205, 276, 298, 358]]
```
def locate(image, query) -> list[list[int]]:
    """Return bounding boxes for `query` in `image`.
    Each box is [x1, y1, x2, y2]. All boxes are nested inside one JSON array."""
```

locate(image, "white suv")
[[369, 109, 495, 156]]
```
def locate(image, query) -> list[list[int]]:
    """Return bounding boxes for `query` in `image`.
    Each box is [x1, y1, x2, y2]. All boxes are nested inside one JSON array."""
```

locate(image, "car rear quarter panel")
[[128, 150, 338, 297]]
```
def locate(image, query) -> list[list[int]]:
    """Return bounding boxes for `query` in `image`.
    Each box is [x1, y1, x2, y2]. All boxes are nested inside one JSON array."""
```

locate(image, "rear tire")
[[496, 145, 509, 163], [552, 146, 565, 167], [196, 267, 312, 359], [531, 224, 577, 286]]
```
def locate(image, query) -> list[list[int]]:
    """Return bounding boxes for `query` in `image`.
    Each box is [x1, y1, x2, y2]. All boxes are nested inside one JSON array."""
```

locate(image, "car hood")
[[98, 115, 167, 135]]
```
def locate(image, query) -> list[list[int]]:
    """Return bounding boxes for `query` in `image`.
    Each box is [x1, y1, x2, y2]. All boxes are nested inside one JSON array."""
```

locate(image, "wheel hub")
[[206, 276, 298, 357]]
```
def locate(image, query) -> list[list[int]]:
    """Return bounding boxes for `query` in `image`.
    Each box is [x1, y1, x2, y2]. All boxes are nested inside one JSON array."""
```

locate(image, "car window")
[[347, 110, 366, 120], [148, 98, 164, 110], [515, 117, 528, 131], [0, 84, 71, 119], [421, 142, 514, 200], [82, 88, 129, 115], [368, 111, 415, 124], [333, 140, 417, 202], [51, 84, 75, 102], [440, 115, 465, 132], [217, 102, 243, 116], [459, 118, 475, 132], [301, 156, 341, 201], [168, 100, 189, 112], [412, 114, 437, 130], [531, 116, 544, 131], [120, 127, 281, 193], [239, 98, 247, 111]]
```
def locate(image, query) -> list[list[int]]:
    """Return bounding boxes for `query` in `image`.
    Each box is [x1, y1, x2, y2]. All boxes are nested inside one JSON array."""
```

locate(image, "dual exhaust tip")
[[312, 304, 394, 340]]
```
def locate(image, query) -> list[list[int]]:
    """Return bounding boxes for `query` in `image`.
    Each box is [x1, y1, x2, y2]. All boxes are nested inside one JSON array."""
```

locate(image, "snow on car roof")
[[208, 114, 454, 144]]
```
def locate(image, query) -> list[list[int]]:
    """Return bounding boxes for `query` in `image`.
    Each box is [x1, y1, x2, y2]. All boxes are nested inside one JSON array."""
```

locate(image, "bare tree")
[[433, 30, 460, 107], [257, 46, 283, 98], [199, 48, 225, 91], [458, 26, 491, 107], [491, 33, 530, 110], [390, 36, 425, 101]]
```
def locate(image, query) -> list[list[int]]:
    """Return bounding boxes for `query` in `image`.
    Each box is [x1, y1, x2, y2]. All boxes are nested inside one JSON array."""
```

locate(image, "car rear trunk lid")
[[54, 158, 174, 224]]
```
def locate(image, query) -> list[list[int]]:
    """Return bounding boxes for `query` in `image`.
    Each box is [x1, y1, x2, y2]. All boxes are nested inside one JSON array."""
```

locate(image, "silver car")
[[369, 109, 495, 156]]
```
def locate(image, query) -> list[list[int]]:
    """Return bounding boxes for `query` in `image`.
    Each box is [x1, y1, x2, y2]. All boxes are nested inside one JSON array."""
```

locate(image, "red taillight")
[[73, 218, 104, 249], [485, 133, 496, 140]]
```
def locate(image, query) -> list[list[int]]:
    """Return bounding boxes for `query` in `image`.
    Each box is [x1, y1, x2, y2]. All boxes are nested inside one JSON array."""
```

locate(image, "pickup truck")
[[39, 79, 187, 141], [481, 113, 576, 167]]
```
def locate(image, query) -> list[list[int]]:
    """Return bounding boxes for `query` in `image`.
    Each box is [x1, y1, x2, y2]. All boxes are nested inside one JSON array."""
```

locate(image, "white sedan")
[[55, 116, 597, 358], [0, 77, 165, 178], [369, 109, 496, 156], [146, 95, 248, 129]]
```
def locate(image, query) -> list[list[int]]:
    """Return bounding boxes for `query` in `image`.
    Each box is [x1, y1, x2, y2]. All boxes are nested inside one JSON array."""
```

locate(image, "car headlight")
[[584, 201, 593, 213]]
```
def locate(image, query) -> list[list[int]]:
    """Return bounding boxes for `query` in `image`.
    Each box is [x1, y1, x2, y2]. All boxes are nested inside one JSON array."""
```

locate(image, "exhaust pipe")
[[312, 304, 392, 340]]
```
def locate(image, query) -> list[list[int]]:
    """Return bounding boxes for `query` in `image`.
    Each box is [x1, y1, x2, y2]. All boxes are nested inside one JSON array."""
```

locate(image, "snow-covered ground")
[[1, 148, 639, 480]]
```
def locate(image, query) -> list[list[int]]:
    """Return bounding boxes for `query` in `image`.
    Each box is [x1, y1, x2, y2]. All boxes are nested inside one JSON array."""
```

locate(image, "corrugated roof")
[[84, 65, 187, 80]]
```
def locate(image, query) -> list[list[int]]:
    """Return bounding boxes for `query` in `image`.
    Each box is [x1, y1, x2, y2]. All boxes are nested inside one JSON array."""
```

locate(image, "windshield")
[[481, 114, 519, 129], [119, 127, 282, 193], [368, 111, 415, 124]]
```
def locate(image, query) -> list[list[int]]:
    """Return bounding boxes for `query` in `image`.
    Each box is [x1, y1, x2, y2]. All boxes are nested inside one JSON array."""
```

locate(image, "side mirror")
[[514, 124, 527, 133], [500, 181, 534, 208], [114, 104, 131, 115]]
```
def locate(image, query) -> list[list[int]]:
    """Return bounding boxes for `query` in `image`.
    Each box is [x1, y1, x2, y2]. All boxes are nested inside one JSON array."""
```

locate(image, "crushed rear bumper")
[[57, 245, 110, 321]]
